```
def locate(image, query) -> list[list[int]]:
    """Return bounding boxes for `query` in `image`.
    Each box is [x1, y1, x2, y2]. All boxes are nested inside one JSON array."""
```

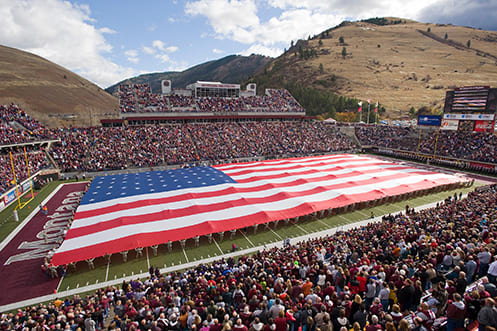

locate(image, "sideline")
[[0, 182, 88, 252], [0, 194, 459, 313], [0, 184, 65, 252]]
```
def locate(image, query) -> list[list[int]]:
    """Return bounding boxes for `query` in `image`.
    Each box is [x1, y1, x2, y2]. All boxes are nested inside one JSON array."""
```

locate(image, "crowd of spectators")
[[48, 121, 356, 172], [421, 131, 497, 164], [196, 97, 246, 113], [0, 104, 45, 132], [119, 85, 138, 113], [118, 84, 305, 113], [266, 89, 305, 112], [0, 147, 49, 194], [0, 104, 53, 145], [355, 126, 497, 165], [3, 183, 497, 331], [50, 127, 128, 172], [167, 95, 196, 108]]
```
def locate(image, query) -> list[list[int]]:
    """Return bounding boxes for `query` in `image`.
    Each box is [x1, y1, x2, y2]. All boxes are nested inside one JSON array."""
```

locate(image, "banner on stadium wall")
[[5, 190, 18, 205], [417, 115, 441, 126], [443, 113, 495, 121], [469, 162, 496, 170], [441, 119, 459, 130], [458, 120, 475, 131], [0, 199, 5, 212], [0, 171, 41, 211], [21, 179, 32, 193], [474, 120, 495, 133]]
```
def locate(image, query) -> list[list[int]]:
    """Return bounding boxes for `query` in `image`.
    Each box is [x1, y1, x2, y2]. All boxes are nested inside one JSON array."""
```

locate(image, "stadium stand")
[[117, 84, 305, 113], [48, 121, 356, 171], [4, 183, 496, 330], [355, 125, 497, 166]]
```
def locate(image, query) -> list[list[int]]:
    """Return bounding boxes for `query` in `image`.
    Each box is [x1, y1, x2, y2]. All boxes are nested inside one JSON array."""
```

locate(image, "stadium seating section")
[[118, 84, 305, 113], [1, 101, 497, 195], [4, 183, 497, 330]]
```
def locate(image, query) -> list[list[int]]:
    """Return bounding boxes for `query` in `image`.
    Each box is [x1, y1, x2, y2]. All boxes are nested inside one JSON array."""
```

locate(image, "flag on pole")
[[358, 101, 362, 113], [375, 102, 378, 113]]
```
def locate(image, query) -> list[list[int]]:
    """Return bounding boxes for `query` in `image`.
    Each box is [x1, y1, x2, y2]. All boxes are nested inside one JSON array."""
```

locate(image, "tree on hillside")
[[341, 47, 347, 58], [427, 27, 431, 32], [319, 63, 324, 73], [339, 36, 344, 44], [444, 33, 448, 40], [467, 40, 471, 48], [409, 106, 417, 117], [318, 39, 323, 46]]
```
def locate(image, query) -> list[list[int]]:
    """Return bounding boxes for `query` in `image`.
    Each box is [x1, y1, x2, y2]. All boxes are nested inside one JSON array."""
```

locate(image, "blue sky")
[[0, 0, 496, 88]]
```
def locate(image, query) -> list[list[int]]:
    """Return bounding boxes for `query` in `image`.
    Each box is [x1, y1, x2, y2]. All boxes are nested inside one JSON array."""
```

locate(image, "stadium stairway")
[[340, 126, 361, 146], [8, 121, 27, 131]]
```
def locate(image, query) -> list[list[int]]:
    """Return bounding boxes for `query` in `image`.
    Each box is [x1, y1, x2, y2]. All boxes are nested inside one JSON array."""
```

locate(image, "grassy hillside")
[[106, 54, 272, 95], [250, 18, 497, 118], [0, 45, 119, 127]]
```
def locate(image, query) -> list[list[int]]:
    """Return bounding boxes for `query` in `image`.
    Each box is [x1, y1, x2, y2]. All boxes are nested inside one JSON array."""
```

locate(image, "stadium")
[[0, 75, 496, 331]]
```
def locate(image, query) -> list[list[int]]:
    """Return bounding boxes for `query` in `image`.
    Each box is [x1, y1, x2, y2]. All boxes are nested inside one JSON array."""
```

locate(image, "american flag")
[[50, 154, 464, 265]]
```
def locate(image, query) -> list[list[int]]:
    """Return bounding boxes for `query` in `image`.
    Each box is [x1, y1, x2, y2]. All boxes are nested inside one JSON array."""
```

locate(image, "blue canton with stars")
[[80, 167, 237, 205]]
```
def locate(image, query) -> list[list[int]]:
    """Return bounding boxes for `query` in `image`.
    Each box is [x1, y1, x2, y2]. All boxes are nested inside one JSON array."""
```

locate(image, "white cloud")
[[99, 27, 116, 34], [124, 49, 139, 63], [238, 44, 282, 57], [185, 0, 343, 46], [152, 40, 166, 51], [0, 0, 135, 87], [212, 48, 225, 54], [185, 0, 464, 52], [155, 53, 170, 63], [165, 46, 179, 53], [143, 46, 156, 55], [185, 0, 259, 36]]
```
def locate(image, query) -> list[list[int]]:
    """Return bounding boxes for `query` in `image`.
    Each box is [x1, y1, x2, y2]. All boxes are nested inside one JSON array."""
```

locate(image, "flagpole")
[[374, 102, 378, 125], [367, 101, 370, 125]]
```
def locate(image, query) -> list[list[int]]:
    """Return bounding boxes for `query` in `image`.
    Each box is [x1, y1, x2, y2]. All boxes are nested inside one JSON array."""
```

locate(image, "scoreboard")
[[444, 86, 497, 113], [442, 86, 496, 133]]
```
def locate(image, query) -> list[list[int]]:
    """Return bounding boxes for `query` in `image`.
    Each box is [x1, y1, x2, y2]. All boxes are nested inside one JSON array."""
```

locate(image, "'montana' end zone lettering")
[[4, 191, 83, 265]]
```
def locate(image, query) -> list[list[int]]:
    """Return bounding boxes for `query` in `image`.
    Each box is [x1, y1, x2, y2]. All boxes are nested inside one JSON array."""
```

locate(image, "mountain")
[[0, 45, 119, 127], [106, 54, 272, 95], [249, 18, 497, 118]]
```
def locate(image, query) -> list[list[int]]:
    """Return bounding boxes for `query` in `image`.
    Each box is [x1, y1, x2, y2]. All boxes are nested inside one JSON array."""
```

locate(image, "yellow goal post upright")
[[9, 146, 35, 211]]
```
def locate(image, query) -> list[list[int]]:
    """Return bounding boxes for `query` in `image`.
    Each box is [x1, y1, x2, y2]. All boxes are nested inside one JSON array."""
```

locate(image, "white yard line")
[[240, 230, 256, 246], [56, 275, 64, 294], [213, 238, 224, 255], [290, 221, 308, 234], [267, 227, 283, 240], [182, 248, 190, 263], [146, 247, 150, 270], [105, 262, 110, 282]]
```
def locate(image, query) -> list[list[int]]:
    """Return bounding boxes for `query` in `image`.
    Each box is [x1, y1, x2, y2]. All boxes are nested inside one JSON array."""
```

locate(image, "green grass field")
[[54, 182, 481, 292], [0, 180, 67, 242]]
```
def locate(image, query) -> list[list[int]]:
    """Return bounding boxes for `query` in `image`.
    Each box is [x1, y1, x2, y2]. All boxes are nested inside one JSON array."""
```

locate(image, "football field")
[[0, 172, 483, 311]]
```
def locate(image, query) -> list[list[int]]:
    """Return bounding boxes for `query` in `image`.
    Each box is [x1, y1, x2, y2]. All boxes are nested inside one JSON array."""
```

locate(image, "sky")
[[0, 0, 496, 89]]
